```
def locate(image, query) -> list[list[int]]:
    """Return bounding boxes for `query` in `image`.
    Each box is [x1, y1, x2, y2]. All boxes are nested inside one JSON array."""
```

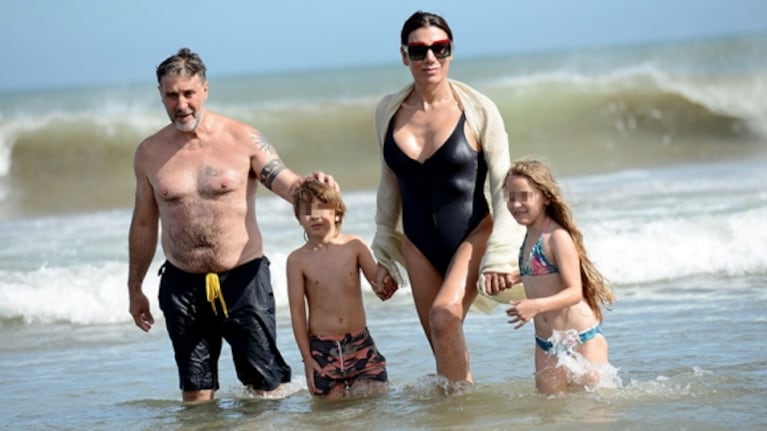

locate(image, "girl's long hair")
[[507, 158, 615, 321]]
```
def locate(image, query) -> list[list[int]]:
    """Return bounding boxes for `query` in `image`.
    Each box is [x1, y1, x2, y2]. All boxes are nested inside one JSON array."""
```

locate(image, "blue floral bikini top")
[[519, 218, 559, 277]]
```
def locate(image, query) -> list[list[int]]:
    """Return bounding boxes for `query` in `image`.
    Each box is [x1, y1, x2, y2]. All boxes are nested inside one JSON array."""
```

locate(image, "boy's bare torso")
[[293, 234, 370, 335]]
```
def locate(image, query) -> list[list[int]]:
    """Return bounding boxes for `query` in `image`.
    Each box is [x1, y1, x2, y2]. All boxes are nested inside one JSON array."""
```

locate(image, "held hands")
[[129, 291, 155, 332], [506, 299, 537, 330], [482, 269, 521, 296], [373, 264, 398, 300]]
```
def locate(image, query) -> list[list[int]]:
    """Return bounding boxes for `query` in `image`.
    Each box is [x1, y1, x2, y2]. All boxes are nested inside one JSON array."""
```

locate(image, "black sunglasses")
[[405, 39, 452, 61]]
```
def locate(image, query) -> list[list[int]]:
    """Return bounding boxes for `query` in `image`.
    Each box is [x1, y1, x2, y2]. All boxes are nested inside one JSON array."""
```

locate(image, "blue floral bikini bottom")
[[535, 323, 603, 356]]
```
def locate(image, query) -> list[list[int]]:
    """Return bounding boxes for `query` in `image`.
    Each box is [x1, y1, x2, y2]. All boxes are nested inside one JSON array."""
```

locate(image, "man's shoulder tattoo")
[[250, 131, 275, 154]]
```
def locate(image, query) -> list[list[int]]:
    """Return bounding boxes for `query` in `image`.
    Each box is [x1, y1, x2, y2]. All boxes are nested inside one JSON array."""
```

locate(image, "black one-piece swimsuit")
[[383, 112, 489, 275]]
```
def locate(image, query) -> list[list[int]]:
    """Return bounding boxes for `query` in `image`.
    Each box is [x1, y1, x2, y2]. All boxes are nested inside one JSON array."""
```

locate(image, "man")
[[128, 48, 334, 402]]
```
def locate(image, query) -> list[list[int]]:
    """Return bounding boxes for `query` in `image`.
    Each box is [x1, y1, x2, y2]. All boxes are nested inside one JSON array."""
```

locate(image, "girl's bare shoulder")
[[547, 223, 577, 255]]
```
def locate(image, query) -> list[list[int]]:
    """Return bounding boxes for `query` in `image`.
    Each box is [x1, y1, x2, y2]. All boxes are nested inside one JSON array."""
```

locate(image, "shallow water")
[[3, 271, 766, 430]]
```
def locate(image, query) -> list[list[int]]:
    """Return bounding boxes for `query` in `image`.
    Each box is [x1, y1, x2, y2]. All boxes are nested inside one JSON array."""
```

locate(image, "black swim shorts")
[[158, 257, 291, 392]]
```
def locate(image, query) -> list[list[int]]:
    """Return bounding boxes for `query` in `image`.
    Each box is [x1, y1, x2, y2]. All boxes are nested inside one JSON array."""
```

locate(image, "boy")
[[287, 179, 389, 399]]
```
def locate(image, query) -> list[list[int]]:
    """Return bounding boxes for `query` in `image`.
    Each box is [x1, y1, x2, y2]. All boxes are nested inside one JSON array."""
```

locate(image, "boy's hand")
[[374, 265, 398, 300], [304, 357, 323, 395]]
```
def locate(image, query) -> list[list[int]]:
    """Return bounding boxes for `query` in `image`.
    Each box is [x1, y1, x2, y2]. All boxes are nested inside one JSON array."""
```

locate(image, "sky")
[[2, 0, 767, 92]]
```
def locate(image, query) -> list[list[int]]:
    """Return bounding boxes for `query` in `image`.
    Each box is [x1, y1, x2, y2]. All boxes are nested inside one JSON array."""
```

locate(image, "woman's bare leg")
[[402, 218, 490, 384]]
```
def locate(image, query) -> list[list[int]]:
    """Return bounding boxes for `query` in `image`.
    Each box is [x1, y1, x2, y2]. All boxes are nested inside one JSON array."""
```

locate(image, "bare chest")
[[302, 247, 360, 289], [152, 152, 253, 202]]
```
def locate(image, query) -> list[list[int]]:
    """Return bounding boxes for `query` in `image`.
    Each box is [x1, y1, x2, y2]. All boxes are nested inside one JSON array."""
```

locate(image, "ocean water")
[[1, 34, 766, 430]]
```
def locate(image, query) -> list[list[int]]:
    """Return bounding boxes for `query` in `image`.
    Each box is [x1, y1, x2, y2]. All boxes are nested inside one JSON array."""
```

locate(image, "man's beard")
[[172, 108, 204, 132]]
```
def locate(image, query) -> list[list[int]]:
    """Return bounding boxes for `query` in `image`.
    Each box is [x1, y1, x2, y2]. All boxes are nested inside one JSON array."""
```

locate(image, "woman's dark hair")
[[400, 11, 453, 45]]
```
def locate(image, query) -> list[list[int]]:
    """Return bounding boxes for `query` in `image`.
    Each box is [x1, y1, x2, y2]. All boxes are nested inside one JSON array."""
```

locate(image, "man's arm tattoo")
[[250, 131, 275, 154], [259, 158, 286, 190]]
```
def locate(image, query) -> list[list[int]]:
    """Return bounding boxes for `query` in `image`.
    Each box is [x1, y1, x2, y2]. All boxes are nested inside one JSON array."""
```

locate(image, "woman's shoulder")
[[450, 79, 503, 127]]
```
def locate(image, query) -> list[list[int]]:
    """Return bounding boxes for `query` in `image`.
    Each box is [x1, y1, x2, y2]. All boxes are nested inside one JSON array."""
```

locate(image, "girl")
[[504, 158, 615, 394]]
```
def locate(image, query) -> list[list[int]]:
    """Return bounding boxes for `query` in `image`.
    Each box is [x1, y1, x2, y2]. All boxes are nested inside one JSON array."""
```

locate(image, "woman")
[[371, 10, 524, 386]]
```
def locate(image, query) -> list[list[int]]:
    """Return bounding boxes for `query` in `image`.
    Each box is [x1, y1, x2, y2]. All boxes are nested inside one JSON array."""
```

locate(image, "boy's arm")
[[286, 252, 323, 394], [357, 235, 397, 300], [355, 236, 378, 287], [286, 253, 312, 362]]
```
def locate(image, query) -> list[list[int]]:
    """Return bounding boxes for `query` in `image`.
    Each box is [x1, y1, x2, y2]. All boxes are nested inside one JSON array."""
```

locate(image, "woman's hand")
[[482, 269, 520, 295]]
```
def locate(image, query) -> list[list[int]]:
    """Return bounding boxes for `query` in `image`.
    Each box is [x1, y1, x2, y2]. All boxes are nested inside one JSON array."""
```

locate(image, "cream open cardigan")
[[371, 79, 526, 313]]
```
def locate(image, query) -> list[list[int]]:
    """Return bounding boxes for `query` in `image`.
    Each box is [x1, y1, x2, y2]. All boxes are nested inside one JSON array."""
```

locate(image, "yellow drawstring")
[[205, 273, 229, 318]]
